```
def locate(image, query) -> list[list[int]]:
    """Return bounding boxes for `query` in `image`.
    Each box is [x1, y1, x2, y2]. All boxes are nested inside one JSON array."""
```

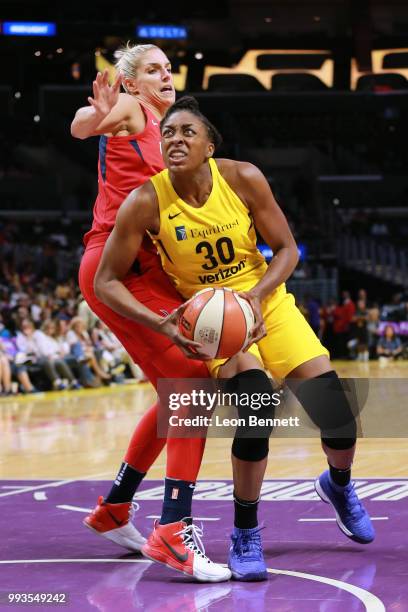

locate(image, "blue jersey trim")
[[99, 135, 107, 182], [129, 139, 145, 162]]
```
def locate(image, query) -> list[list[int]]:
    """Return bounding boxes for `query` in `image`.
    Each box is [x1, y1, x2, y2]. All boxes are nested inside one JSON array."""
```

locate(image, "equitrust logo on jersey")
[[175, 226, 187, 241], [189, 219, 239, 239]]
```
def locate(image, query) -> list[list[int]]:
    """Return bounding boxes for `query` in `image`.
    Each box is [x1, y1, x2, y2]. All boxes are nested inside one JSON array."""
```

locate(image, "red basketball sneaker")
[[84, 496, 146, 551], [141, 518, 231, 582]]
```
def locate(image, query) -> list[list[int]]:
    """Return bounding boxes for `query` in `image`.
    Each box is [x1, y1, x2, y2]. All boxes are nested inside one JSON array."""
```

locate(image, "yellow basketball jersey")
[[149, 158, 282, 299]]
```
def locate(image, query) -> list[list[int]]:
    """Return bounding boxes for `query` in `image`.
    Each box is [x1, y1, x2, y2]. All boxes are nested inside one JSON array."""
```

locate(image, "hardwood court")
[[1, 361, 407, 481], [1, 360, 407, 612]]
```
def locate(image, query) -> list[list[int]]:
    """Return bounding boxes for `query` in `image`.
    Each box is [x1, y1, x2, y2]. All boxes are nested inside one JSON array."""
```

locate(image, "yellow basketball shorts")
[[209, 285, 329, 379]]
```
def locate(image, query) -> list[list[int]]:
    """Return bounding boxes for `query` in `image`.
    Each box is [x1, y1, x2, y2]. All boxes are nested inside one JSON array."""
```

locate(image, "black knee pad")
[[224, 369, 275, 462], [321, 436, 356, 450], [294, 371, 357, 445], [232, 437, 270, 462]]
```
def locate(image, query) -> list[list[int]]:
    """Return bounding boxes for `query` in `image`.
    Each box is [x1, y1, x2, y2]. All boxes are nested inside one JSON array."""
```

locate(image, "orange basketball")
[[178, 288, 255, 359]]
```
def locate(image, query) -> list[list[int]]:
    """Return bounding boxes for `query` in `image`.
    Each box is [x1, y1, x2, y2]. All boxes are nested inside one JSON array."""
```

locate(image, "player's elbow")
[[281, 239, 299, 268], [94, 272, 109, 303], [70, 121, 87, 140]]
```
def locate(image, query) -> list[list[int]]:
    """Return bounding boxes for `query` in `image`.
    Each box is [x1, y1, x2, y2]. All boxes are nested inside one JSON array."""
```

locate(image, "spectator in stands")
[[36, 320, 82, 390], [339, 290, 356, 358], [66, 316, 111, 383], [342, 290, 356, 323], [15, 319, 72, 391], [350, 299, 369, 361], [377, 324, 403, 360], [321, 297, 337, 355], [380, 292, 406, 322], [55, 316, 96, 387], [0, 336, 38, 394], [0, 338, 13, 395], [0, 311, 9, 338], [30, 295, 43, 324], [55, 316, 70, 353], [333, 300, 348, 358], [367, 303, 380, 358], [15, 319, 41, 361], [358, 288, 368, 304], [91, 319, 145, 382], [77, 296, 98, 330]]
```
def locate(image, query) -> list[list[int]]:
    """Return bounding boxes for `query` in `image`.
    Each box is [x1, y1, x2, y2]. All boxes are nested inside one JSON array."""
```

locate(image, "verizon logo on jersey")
[[199, 259, 246, 284]]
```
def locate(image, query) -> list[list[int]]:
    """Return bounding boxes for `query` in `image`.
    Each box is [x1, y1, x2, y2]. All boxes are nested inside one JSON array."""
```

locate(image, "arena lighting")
[[2, 21, 56, 36], [203, 49, 334, 89], [136, 24, 187, 39], [258, 244, 273, 261], [351, 48, 408, 89], [297, 243, 307, 262]]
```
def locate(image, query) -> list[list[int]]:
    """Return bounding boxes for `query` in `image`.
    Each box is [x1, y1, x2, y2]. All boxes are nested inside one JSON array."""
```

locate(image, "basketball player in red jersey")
[[72, 45, 230, 582]]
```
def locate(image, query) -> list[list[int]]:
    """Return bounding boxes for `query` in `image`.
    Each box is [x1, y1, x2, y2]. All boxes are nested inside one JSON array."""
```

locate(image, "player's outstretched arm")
[[94, 185, 205, 358], [70, 69, 134, 139]]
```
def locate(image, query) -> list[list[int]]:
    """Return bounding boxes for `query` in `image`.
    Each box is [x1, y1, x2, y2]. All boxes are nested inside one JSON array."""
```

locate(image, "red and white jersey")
[[84, 104, 164, 268]]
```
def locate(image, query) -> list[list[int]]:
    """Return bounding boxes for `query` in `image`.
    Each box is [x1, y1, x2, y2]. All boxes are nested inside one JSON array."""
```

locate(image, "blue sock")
[[159, 478, 195, 524]]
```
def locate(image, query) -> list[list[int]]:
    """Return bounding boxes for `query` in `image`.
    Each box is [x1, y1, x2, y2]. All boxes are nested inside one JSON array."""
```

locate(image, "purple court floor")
[[1, 478, 407, 611]]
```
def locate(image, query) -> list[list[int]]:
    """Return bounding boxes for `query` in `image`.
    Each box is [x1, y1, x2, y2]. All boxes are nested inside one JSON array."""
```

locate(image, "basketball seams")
[[193, 290, 224, 357], [216, 289, 247, 358], [190, 288, 215, 341], [179, 287, 215, 341], [231, 292, 249, 353], [215, 289, 227, 359], [234, 294, 255, 351]]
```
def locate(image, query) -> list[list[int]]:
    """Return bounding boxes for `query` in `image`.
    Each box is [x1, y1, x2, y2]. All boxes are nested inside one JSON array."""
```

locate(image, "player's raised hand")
[[87, 69, 122, 117], [237, 290, 267, 349], [158, 307, 212, 360]]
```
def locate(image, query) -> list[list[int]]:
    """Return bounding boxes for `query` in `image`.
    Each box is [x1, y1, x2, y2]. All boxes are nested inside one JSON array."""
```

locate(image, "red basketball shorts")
[[78, 242, 209, 382]]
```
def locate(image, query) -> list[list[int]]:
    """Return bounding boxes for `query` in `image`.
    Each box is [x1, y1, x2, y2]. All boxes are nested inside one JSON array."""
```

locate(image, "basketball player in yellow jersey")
[[95, 96, 374, 582]]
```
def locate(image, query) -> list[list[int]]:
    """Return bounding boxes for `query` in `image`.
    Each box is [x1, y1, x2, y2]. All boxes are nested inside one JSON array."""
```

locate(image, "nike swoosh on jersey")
[[152, 120, 159, 126], [168, 212, 182, 220], [160, 536, 189, 562]]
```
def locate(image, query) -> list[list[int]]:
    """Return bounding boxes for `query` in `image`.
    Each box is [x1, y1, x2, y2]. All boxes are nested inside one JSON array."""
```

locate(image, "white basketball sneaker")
[[142, 518, 232, 582], [84, 496, 146, 551]]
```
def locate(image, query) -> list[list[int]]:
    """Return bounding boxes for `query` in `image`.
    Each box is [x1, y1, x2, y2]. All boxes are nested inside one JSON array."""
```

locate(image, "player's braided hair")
[[160, 96, 223, 149]]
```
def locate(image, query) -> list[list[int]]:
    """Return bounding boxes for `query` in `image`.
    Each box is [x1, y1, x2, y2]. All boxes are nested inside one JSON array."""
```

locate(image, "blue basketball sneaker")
[[228, 526, 268, 581], [315, 470, 375, 544]]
